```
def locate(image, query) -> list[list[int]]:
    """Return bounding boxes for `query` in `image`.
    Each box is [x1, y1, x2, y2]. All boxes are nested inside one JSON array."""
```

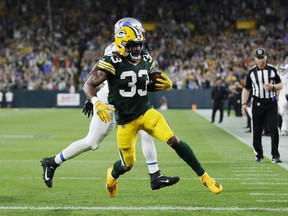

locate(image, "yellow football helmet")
[[115, 25, 145, 61]]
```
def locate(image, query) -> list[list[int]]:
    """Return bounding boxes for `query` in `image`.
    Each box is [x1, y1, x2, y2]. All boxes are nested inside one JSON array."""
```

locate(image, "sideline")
[[195, 109, 288, 170]]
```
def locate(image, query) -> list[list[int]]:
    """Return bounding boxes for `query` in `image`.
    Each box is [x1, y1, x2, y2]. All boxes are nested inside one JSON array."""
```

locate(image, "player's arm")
[[83, 65, 108, 100], [83, 67, 115, 123], [82, 65, 105, 118]]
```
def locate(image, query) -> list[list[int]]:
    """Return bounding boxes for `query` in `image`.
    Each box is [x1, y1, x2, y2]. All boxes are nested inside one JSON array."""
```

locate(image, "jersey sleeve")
[[244, 71, 252, 90], [142, 51, 156, 73], [97, 55, 116, 76], [274, 69, 282, 84]]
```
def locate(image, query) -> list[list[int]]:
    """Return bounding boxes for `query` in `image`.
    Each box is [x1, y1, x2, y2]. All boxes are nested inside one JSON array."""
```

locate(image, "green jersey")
[[98, 53, 155, 124]]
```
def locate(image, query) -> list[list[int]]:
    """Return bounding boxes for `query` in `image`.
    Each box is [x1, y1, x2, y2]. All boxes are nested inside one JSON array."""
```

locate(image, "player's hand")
[[155, 73, 173, 91], [82, 100, 94, 118], [95, 102, 115, 123]]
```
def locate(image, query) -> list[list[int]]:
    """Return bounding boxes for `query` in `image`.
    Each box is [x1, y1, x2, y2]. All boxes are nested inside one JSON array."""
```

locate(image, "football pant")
[[117, 108, 174, 167]]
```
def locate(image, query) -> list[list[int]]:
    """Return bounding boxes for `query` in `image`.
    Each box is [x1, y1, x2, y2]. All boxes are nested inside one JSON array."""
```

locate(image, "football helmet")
[[115, 25, 145, 62], [114, 17, 145, 35], [279, 63, 288, 76]]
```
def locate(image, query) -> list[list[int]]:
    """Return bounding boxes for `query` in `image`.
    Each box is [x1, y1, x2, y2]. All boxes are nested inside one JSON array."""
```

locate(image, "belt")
[[253, 96, 276, 103]]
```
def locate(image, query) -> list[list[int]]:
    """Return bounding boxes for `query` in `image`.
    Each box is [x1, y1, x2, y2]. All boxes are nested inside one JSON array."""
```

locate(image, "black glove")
[[82, 100, 93, 118]]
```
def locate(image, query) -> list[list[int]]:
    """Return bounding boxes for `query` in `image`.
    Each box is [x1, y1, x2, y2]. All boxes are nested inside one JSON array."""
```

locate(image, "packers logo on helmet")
[[115, 26, 145, 61]]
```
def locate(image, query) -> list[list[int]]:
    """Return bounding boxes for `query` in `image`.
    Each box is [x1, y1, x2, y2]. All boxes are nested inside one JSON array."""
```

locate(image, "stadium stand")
[[0, 0, 288, 92]]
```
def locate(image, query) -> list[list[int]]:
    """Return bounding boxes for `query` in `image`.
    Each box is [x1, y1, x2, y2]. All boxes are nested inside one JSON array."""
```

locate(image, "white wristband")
[[91, 96, 100, 105]]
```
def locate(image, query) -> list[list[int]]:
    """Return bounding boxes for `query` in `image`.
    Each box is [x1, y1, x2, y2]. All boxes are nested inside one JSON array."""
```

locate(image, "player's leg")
[[138, 130, 180, 190], [54, 111, 114, 163], [141, 108, 223, 194], [106, 120, 139, 197], [41, 111, 114, 188], [138, 130, 159, 173], [279, 103, 288, 135], [282, 104, 288, 134]]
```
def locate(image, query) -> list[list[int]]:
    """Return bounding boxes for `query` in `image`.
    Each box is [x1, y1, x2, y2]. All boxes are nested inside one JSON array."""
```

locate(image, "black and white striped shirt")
[[244, 63, 281, 99]]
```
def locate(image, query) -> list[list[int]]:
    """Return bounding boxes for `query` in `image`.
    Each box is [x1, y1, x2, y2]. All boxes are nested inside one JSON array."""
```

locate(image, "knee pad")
[[85, 136, 101, 151], [124, 153, 136, 167]]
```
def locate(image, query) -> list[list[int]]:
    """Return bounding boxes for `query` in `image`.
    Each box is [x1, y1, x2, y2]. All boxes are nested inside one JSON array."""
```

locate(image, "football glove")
[[155, 73, 173, 91], [82, 100, 93, 118], [95, 102, 115, 123]]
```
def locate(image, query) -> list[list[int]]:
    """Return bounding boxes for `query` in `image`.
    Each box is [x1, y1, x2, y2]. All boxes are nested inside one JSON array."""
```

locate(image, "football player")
[[278, 63, 288, 135], [83, 25, 223, 197], [41, 17, 180, 190]]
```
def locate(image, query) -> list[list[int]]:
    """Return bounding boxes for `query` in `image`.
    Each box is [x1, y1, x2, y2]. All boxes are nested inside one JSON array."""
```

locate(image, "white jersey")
[[278, 72, 288, 133], [104, 42, 117, 55], [5, 91, 13, 102], [0, 91, 3, 102], [96, 42, 117, 104], [279, 73, 288, 107]]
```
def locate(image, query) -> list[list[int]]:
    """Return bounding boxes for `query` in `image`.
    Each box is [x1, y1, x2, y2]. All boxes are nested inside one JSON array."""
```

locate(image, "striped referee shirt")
[[244, 63, 282, 99]]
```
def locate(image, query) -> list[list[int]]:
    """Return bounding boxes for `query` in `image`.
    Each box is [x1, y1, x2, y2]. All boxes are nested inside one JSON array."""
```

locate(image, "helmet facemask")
[[126, 41, 144, 62]]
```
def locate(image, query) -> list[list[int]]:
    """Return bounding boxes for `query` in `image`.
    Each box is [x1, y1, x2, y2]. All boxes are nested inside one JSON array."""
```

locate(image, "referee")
[[241, 48, 283, 163]]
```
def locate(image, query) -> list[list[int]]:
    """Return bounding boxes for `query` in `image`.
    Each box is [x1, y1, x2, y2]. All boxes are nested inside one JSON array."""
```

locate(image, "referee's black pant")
[[252, 97, 280, 159]]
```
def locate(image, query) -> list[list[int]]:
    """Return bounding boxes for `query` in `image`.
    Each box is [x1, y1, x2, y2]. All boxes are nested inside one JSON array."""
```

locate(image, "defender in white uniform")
[[278, 63, 288, 135]]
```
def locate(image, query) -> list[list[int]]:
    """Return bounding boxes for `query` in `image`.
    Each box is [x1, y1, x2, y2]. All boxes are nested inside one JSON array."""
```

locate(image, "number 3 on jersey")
[[120, 70, 149, 97]]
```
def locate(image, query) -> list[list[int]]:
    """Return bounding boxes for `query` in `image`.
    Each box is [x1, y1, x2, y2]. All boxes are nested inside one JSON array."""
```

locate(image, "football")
[[147, 71, 163, 92]]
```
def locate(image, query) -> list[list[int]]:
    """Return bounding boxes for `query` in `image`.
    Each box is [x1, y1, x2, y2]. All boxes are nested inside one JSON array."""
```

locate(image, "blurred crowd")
[[0, 0, 288, 92]]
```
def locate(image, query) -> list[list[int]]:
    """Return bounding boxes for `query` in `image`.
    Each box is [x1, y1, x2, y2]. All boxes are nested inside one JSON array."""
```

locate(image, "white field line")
[[242, 182, 288, 185], [234, 174, 279, 176], [250, 193, 288, 196], [0, 160, 112, 163], [256, 200, 288, 203], [0, 176, 287, 181], [0, 206, 288, 211], [0, 135, 50, 138], [233, 171, 272, 173]]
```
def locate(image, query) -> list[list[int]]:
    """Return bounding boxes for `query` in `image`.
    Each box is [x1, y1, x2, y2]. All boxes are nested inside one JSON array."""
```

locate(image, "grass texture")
[[0, 108, 287, 216]]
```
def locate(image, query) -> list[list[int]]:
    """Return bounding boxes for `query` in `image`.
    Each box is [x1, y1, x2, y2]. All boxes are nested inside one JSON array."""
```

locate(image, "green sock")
[[172, 140, 205, 176], [111, 160, 127, 179]]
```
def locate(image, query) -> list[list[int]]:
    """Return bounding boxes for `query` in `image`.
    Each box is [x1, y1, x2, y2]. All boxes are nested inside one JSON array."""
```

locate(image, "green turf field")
[[0, 109, 287, 216]]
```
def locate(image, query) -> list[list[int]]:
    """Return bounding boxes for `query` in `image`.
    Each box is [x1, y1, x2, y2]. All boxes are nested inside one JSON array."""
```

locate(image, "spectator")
[[0, 0, 288, 91], [211, 79, 228, 123], [5, 89, 14, 108], [0, 90, 3, 108]]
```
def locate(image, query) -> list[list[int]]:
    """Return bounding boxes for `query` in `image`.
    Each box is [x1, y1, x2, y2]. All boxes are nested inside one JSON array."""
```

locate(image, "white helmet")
[[279, 63, 288, 76], [114, 17, 145, 35]]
